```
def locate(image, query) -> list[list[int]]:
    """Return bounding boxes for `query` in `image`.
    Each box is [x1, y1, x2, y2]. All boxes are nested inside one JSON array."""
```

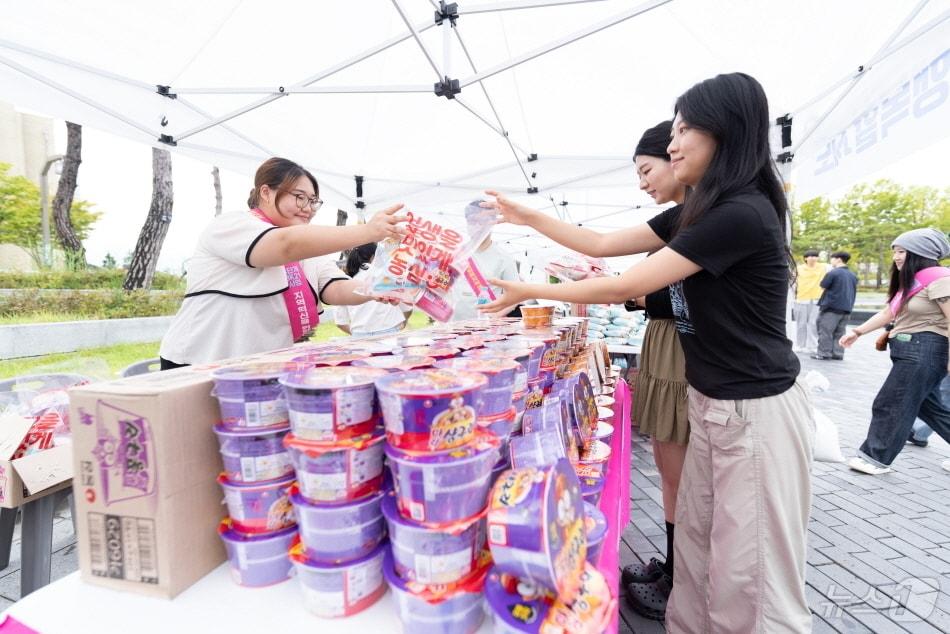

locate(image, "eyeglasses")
[[287, 191, 323, 212]]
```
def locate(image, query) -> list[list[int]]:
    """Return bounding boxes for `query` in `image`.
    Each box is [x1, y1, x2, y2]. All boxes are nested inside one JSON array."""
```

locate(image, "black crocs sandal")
[[625, 572, 673, 621], [621, 556, 665, 586]]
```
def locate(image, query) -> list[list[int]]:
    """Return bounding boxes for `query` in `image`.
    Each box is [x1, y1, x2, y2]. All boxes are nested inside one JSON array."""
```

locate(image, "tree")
[[793, 179, 949, 288], [0, 163, 99, 265], [51, 122, 87, 269], [101, 252, 117, 269], [124, 148, 173, 290]]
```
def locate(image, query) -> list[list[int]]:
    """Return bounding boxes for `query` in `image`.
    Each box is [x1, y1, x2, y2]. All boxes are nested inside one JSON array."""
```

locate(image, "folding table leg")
[[20, 494, 55, 597], [0, 507, 17, 570]]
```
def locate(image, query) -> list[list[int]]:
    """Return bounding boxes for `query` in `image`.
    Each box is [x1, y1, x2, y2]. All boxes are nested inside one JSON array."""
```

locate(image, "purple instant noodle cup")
[[577, 439, 611, 479], [385, 430, 500, 525], [381, 491, 486, 584], [486, 459, 587, 601], [384, 548, 490, 634], [218, 472, 295, 535], [578, 472, 605, 506], [352, 355, 436, 372], [213, 423, 293, 483], [479, 407, 517, 459], [289, 485, 385, 564], [289, 537, 388, 618], [218, 519, 296, 587], [488, 338, 543, 382], [399, 345, 461, 360], [484, 562, 614, 633], [279, 366, 389, 442], [291, 351, 370, 367], [433, 358, 519, 419], [583, 502, 608, 565], [462, 347, 531, 394], [211, 362, 305, 429], [592, 421, 614, 447], [375, 369, 487, 452], [283, 427, 386, 503]]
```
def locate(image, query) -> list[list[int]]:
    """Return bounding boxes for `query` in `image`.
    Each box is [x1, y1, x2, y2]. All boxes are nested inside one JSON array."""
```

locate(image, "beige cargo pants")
[[666, 381, 815, 633]]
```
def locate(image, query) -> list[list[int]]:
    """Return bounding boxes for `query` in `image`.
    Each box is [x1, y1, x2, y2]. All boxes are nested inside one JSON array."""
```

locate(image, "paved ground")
[[619, 333, 950, 633]]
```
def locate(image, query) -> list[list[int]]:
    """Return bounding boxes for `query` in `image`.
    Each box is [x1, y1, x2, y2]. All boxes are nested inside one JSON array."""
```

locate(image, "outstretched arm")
[[486, 191, 666, 258], [479, 247, 700, 316]]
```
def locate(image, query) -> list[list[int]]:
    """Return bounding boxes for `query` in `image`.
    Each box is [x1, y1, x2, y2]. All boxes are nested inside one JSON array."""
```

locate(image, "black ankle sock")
[[664, 522, 675, 577]]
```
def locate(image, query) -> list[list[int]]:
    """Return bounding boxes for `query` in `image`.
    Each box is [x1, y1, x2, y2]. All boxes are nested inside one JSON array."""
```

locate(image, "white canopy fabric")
[[1, 0, 948, 260]]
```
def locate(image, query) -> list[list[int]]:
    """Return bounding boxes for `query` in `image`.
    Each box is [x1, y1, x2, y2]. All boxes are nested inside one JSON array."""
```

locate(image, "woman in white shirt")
[[159, 157, 405, 368], [334, 243, 412, 337]]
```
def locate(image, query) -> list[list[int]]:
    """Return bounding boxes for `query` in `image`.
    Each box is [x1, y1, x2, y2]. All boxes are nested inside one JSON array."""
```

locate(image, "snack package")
[[358, 201, 496, 321], [545, 252, 609, 283]]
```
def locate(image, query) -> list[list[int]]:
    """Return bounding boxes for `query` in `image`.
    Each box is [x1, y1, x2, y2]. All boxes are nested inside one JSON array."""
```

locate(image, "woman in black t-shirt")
[[482, 73, 814, 633]]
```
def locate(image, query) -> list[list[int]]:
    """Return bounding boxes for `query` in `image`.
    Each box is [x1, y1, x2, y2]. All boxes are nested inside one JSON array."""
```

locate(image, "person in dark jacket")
[[813, 250, 859, 360]]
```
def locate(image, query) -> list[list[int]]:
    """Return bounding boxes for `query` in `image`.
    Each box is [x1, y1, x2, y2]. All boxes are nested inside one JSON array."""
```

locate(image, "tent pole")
[[459, 0, 672, 87], [459, 0, 610, 14], [175, 85, 435, 95], [390, 0, 444, 79]]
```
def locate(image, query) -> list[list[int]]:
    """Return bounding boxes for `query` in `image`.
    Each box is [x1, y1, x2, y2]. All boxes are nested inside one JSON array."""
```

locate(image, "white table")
[[2, 566, 495, 633], [605, 344, 641, 355]]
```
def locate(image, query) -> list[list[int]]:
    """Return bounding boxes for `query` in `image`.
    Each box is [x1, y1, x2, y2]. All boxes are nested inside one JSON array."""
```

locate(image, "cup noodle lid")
[[571, 373, 598, 446], [399, 345, 461, 359], [487, 459, 586, 601], [279, 365, 389, 390], [582, 503, 607, 550], [435, 357, 520, 376], [484, 562, 613, 634], [283, 424, 386, 456], [384, 428, 500, 467], [291, 351, 371, 366], [211, 361, 308, 381], [374, 368, 487, 397], [352, 355, 436, 371]]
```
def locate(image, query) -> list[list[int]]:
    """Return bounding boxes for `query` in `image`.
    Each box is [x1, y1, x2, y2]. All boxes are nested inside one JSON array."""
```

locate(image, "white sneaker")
[[848, 456, 892, 475], [942, 459, 950, 473]]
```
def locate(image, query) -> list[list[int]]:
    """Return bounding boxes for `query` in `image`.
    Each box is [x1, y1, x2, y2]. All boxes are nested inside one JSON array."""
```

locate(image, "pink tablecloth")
[[595, 378, 632, 634]]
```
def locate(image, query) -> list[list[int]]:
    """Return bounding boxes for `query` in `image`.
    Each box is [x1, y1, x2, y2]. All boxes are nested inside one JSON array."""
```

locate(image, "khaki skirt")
[[633, 317, 690, 445]]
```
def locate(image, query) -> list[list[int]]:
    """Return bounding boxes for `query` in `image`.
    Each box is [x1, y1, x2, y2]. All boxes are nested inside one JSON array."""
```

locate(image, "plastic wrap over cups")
[[544, 251, 609, 283], [484, 563, 614, 634], [356, 201, 496, 322], [487, 459, 586, 601]]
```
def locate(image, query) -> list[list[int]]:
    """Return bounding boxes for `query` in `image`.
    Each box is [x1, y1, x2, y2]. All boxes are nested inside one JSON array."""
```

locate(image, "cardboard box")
[[69, 366, 226, 599], [0, 411, 73, 508]]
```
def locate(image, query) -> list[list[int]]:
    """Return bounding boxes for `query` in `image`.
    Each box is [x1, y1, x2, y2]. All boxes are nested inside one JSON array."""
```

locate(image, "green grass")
[[0, 311, 94, 325], [1, 311, 434, 379]]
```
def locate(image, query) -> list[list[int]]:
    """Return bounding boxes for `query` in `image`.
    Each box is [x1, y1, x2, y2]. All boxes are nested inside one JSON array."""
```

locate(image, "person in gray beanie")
[[840, 227, 950, 475]]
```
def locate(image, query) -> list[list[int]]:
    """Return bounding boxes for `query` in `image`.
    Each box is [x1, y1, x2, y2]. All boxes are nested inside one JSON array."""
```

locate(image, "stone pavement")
[[619, 333, 950, 633]]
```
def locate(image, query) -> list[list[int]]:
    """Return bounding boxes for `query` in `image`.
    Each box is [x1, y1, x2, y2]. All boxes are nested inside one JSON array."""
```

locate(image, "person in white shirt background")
[[159, 157, 405, 368], [448, 233, 521, 321], [334, 242, 413, 337]]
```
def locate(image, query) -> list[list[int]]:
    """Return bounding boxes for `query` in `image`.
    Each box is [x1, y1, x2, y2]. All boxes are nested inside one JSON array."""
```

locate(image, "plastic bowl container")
[[399, 345, 460, 360], [486, 459, 586, 600], [291, 351, 370, 367], [213, 423, 293, 483], [521, 305, 554, 328], [450, 335, 486, 351], [352, 355, 436, 372], [385, 431, 500, 525], [462, 347, 531, 393], [290, 486, 385, 564], [218, 520, 296, 587], [217, 473, 295, 534], [375, 369, 487, 452], [584, 502, 607, 564], [381, 492, 486, 584], [579, 473, 605, 506], [577, 440, 611, 478], [384, 548, 488, 634], [279, 366, 389, 441], [484, 563, 613, 633], [592, 421, 614, 446], [489, 338, 543, 381], [212, 362, 302, 428], [434, 358, 519, 419], [290, 538, 387, 618], [283, 427, 386, 503], [478, 407, 516, 457]]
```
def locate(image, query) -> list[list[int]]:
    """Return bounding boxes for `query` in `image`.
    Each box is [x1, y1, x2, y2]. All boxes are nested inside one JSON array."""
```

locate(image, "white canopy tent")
[[1, 0, 948, 270]]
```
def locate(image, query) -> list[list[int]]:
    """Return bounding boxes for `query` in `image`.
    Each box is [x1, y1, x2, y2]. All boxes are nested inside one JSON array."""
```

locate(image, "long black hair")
[[888, 250, 938, 310], [634, 120, 673, 160], [344, 243, 377, 277], [673, 74, 790, 254]]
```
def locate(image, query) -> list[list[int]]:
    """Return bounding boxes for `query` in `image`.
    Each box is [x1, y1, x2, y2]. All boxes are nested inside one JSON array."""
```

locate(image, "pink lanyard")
[[889, 266, 950, 317], [248, 208, 319, 340]]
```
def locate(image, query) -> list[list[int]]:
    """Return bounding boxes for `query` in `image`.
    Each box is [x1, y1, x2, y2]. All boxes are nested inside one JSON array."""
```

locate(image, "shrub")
[[0, 269, 185, 290], [0, 289, 183, 319]]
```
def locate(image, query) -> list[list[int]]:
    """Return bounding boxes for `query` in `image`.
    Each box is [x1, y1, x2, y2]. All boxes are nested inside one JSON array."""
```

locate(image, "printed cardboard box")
[[69, 366, 225, 599], [0, 411, 73, 509]]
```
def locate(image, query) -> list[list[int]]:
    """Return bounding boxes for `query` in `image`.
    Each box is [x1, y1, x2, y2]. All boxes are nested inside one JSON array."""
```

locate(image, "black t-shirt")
[[644, 289, 674, 319], [647, 188, 799, 399], [818, 267, 858, 314]]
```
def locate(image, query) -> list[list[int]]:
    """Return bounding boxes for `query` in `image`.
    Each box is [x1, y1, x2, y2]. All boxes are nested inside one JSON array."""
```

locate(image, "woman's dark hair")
[[887, 250, 938, 312], [247, 157, 319, 209], [345, 243, 378, 277], [634, 120, 673, 161], [673, 74, 790, 255]]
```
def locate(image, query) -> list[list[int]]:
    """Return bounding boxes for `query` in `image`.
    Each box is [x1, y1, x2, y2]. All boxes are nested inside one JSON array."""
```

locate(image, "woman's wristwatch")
[[624, 298, 639, 311]]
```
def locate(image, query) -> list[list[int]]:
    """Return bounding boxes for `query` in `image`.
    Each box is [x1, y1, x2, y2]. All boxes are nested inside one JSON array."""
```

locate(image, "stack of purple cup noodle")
[[374, 364, 505, 632], [273, 365, 393, 616], [210, 362, 303, 588]]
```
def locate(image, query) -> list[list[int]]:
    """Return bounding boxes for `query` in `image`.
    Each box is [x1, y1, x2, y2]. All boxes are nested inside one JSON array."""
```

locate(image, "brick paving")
[[619, 333, 950, 633]]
